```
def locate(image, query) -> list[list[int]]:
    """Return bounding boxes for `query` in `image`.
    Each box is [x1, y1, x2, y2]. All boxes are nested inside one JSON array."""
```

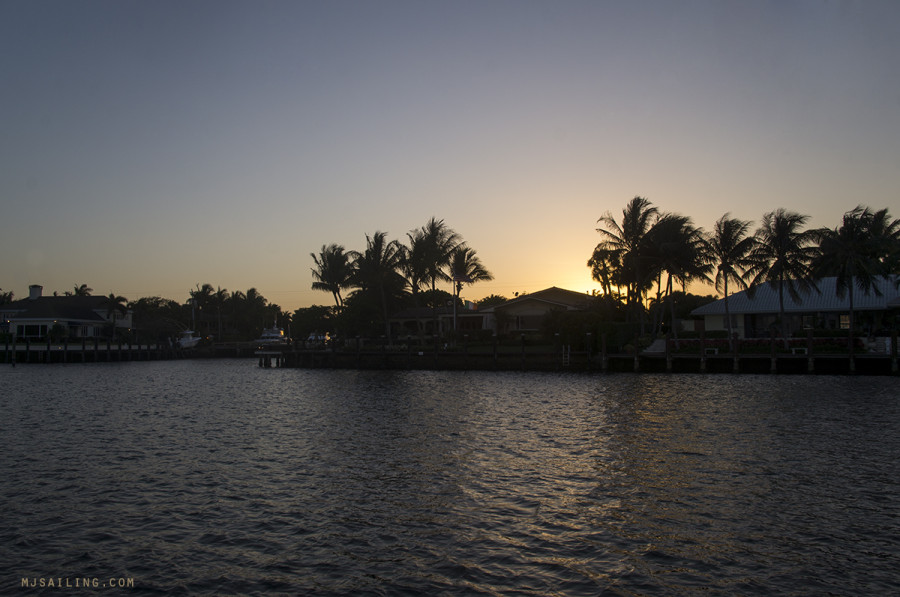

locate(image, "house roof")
[[691, 276, 900, 316], [2, 295, 112, 322], [482, 287, 592, 312]]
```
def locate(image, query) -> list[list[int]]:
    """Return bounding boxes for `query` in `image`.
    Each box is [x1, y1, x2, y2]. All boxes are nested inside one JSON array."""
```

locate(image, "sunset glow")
[[3, 1, 898, 310]]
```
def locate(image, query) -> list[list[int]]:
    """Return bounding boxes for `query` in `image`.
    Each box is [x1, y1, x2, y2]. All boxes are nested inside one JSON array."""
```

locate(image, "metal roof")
[[691, 276, 900, 316]]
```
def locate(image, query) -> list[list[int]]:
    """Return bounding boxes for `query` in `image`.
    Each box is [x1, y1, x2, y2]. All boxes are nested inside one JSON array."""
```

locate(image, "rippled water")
[[2, 361, 899, 595]]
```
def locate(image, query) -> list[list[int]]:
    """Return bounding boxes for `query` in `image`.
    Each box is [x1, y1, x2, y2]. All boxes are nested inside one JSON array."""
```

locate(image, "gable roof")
[[691, 276, 900, 316], [482, 287, 592, 312], [2, 295, 112, 322]]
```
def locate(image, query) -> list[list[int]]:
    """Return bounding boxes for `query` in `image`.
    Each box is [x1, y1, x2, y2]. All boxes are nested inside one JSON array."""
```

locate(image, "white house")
[[1, 285, 133, 340], [690, 276, 900, 338]]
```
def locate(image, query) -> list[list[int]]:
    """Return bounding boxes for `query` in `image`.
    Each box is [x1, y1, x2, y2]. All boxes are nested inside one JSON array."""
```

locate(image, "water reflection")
[[2, 363, 898, 595]]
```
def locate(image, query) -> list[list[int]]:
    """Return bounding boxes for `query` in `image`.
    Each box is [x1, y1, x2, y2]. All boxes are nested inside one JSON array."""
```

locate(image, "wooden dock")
[[2, 338, 185, 365], [276, 346, 898, 375]]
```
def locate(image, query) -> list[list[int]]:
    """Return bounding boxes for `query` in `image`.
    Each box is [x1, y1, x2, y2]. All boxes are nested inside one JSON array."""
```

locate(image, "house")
[[1, 285, 133, 340], [481, 287, 593, 335], [389, 305, 489, 339], [689, 276, 900, 338]]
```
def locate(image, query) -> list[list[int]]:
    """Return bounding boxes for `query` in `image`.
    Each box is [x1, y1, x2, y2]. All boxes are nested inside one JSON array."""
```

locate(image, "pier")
[[5, 333, 896, 375], [275, 332, 899, 375], [2, 338, 185, 365]]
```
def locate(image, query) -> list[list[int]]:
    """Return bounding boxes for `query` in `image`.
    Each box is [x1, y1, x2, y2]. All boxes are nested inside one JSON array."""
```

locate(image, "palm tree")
[[747, 209, 819, 345], [213, 286, 228, 340], [349, 231, 405, 346], [417, 217, 461, 302], [310, 244, 352, 309], [73, 283, 93, 296], [449, 245, 493, 332], [707, 214, 757, 350], [244, 287, 269, 332], [103, 293, 128, 339], [189, 283, 215, 334], [411, 217, 461, 339], [866, 207, 900, 279], [401, 228, 430, 307], [587, 246, 621, 297], [595, 197, 660, 330], [226, 290, 246, 335], [812, 206, 897, 368], [644, 214, 711, 339]]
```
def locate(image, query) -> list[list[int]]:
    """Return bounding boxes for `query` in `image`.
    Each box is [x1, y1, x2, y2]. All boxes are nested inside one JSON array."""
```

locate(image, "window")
[[22, 324, 48, 338], [840, 315, 850, 330]]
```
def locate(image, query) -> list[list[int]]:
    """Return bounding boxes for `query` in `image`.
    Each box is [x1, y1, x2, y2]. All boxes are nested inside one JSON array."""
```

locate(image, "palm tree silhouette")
[[310, 244, 352, 309], [213, 286, 228, 340], [349, 231, 405, 346], [866, 207, 900, 280], [596, 196, 660, 332], [813, 206, 899, 368], [644, 213, 710, 337], [103, 293, 128, 339], [707, 214, 757, 350], [417, 217, 461, 303], [73, 284, 93, 296], [747, 209, 819, 345], [402, 228, 430, 308], [587, 246, 621, 297], [449, 245, 493, 332]]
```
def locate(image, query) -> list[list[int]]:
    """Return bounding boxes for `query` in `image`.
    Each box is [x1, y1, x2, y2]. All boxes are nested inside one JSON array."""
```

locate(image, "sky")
[[3, 0, 899, 311]]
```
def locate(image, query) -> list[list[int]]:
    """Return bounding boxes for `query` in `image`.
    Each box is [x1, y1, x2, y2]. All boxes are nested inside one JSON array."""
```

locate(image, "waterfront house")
[[480, 287, 593, 336], [389, 305, 488, 339], [689, 276, 900, 339], [1, 285, 133, 340]]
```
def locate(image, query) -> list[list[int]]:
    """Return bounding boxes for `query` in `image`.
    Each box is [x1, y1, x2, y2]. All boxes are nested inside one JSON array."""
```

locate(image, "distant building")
[[389, 305, 488, 339], [1, 285, 133, 340], [387, 287, 593, 339], [480, 287, 592, 335], [689, 276, 900, 338]]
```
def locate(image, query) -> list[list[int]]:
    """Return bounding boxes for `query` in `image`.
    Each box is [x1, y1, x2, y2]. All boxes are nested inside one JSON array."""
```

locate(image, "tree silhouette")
[[401, 227, 430, 308], [449, 245, 493, 333], [310, 244, 352, 309], [73, 283, 93, 296], [747, 209, 819, 345], [707, 214, 757, 350], [644, 213, 711, 337], [349, 231, 406, 346], [587, 246, 621, 297], [595, 196, 659, 330], [417, 217, 461, 304], [813, 206, 899, 368], [103, 293, 128, 339]]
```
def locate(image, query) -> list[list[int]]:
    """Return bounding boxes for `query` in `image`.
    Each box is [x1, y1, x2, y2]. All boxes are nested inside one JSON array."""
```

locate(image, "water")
[[2, 361, 899, 596]]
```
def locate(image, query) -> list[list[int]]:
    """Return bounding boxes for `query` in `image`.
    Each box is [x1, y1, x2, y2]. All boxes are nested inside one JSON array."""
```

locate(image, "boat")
[[255, 326, 290, 348], [176, 330, 202, 349]]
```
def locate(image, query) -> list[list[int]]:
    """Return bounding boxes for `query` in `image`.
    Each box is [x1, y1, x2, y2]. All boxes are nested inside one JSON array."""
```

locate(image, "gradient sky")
[[3, 0, 899, 311]]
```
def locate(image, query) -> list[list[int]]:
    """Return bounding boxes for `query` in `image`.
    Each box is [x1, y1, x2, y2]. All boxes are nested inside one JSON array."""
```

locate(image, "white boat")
[[176, 330, 202, 349], [255, 326, 289, 347]]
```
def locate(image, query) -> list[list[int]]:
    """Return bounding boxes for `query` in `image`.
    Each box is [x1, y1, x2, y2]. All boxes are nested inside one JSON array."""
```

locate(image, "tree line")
[[0, 282, 288, 343], [590, 197, 900, 349], [0, 217, 495, 344], [3, 204, 897, 347], [305, 217, 493, 344]]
